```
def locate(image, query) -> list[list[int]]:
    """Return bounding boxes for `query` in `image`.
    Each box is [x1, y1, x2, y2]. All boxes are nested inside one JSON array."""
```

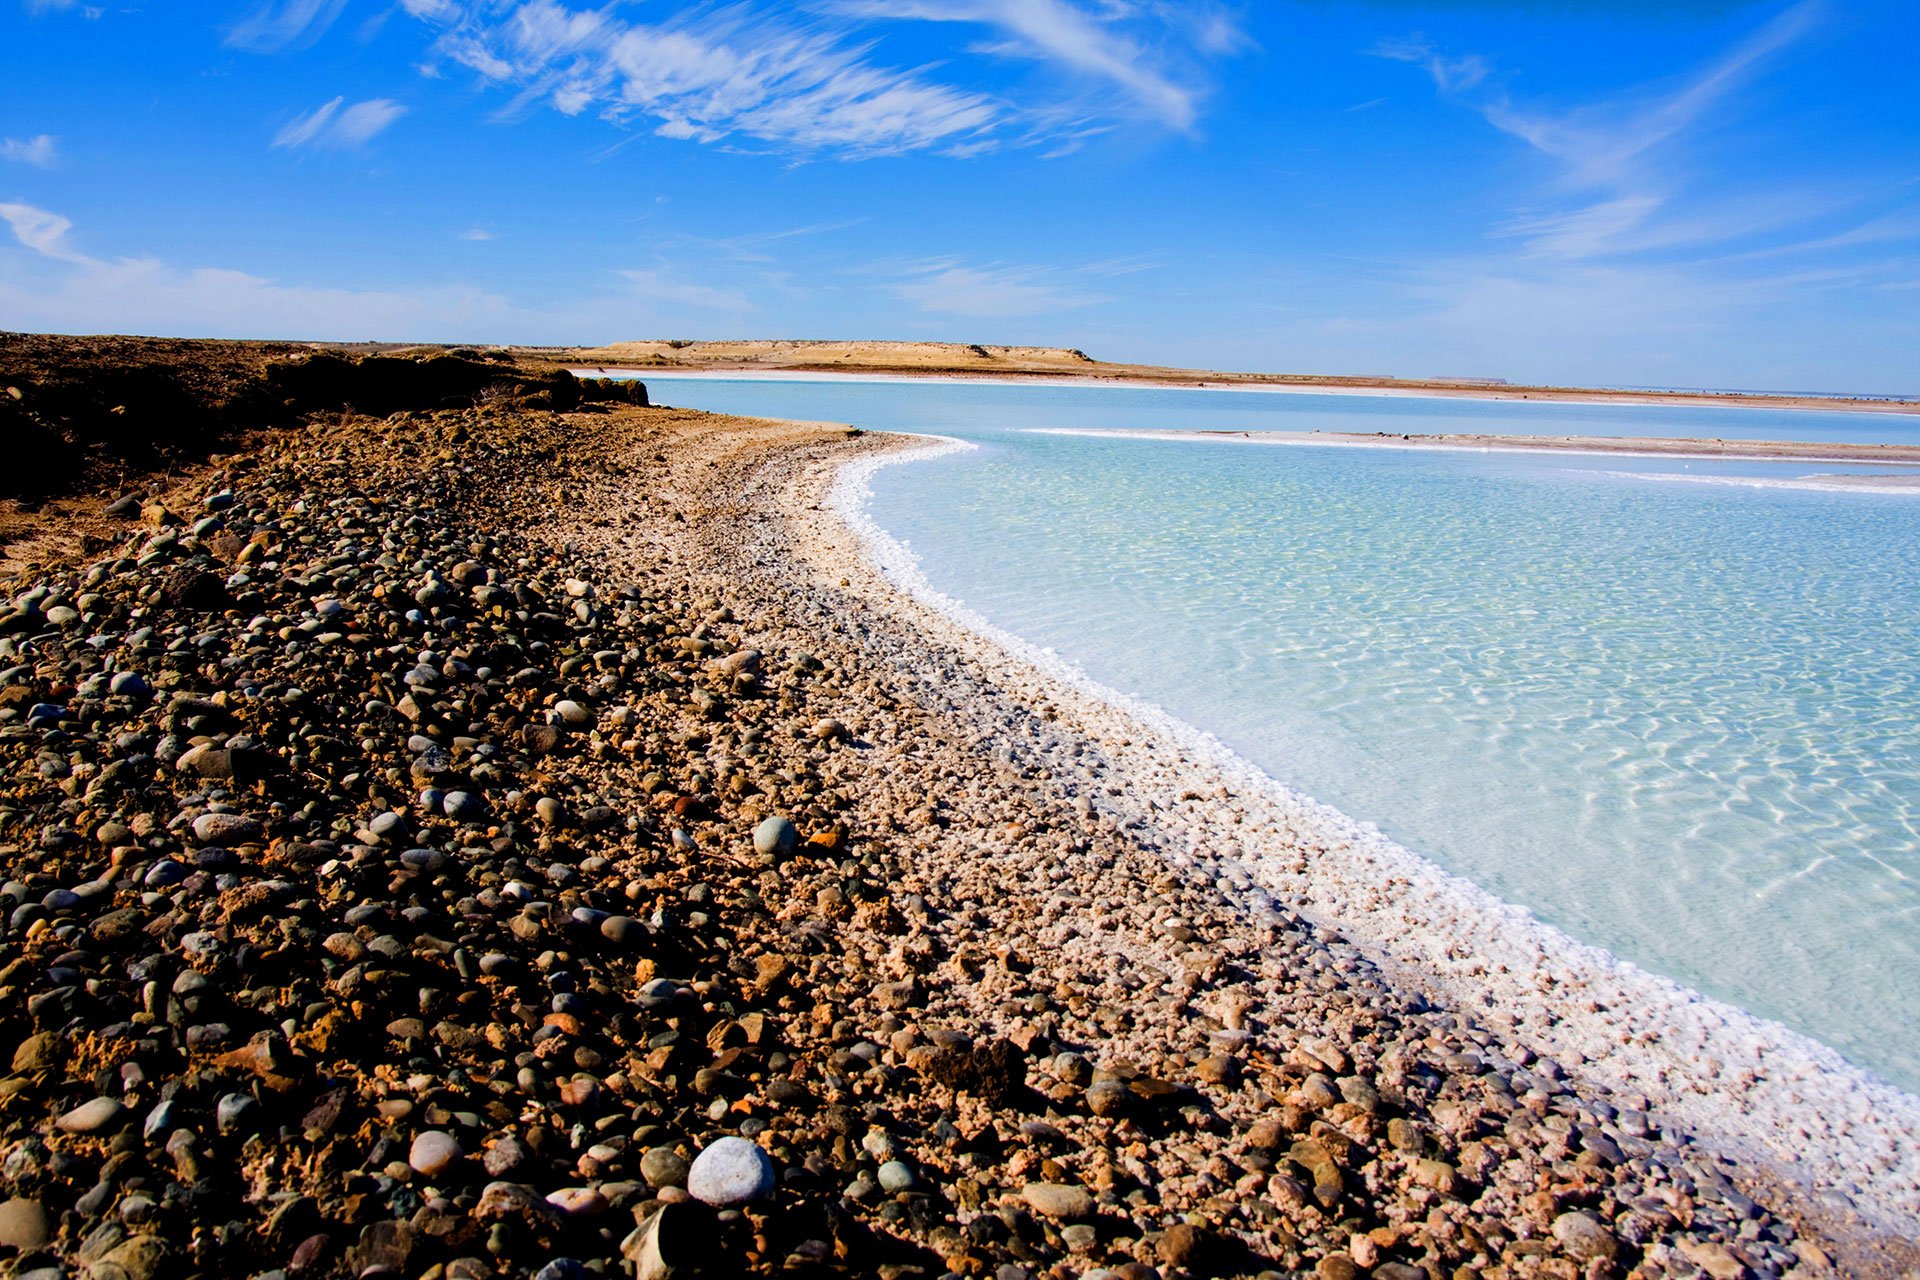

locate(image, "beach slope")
[[0, 335, 1915, 1278]]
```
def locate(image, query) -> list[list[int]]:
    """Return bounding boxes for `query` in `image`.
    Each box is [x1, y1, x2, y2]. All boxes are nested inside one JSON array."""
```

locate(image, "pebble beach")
[[0, 341, 1915, 1280]]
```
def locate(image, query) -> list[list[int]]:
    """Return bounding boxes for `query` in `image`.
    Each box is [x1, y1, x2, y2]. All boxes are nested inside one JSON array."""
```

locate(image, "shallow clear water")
[[637, 375, 1920, 1091]]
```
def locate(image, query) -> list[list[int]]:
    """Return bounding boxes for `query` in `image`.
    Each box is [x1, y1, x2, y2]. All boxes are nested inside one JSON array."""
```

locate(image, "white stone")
[[686, 1136, 775, 1206]]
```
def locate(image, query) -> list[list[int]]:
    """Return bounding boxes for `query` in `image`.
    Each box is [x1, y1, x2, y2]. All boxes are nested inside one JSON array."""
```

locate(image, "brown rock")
[[0, 1198, 49, 1251], [11, 1031, 65, 1076], [1158, 1222, 1208, 1268]]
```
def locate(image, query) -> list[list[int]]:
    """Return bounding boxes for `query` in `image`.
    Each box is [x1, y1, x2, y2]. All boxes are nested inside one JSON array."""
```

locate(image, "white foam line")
[[572, 367, 1915, 416], [829, 433, 1920, 1234], [1604, 470, 1920, 495], [1028, 426, 1920, 468]]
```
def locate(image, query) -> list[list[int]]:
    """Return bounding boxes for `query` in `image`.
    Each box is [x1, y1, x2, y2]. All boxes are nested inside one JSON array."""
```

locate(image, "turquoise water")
[[637, 375, 1920, 1091]]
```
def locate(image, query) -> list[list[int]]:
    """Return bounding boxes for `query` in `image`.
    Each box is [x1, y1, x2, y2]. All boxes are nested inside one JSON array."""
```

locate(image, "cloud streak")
[[402, 0, 1240, 157], [226, 0, 349, 52], [835, 0, 1211, 130], [273, 97, 408, 150], [1382, 1, 1826, 264], [1476, 1, 1822, 189], [0, 135, 59, 167], [0, 201, 91, 263]]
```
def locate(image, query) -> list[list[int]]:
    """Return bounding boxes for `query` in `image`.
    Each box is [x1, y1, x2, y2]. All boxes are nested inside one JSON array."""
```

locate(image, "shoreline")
[[796, 431, 1920, 1233], [5, 336, 1917, 1275], [1025, 426, 1920, 467], [570, 364, 1920, 417]]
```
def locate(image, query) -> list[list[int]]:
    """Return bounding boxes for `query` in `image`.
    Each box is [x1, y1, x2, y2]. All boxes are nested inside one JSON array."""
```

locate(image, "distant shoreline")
[[1024, 425, 1920, 466], [566, 351, 1920, 416]]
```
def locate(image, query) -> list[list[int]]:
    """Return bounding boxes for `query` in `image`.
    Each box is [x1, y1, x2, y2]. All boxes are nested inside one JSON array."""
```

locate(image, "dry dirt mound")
[[0, 334, 646, 502]]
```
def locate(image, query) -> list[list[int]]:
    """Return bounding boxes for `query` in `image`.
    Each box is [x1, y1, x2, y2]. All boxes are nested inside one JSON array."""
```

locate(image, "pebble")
[[191, 812, 262, 845], [410, 1131, 462, 1179], [753, 815, 799, 858], [636, 978, 679, 1009], [444, 790, 486, 823], [109, 671, 151, 699], [1552, 1210, 1618, 1263], [0, 1198, 49, 1250], [686, 1137, 775, 1206], [1021, 1183, 1095, 1220], [57, 1098, 129, 1135], [640, 1146, 689, 1189]]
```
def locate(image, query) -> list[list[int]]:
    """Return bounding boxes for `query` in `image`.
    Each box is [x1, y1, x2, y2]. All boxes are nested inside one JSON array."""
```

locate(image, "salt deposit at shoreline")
[[1024, 425, 1920, 467], [821, 431, 1920, 1234]]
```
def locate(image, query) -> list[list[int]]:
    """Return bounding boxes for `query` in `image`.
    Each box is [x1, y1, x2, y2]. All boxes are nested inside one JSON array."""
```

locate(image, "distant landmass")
[[564, 339, 1916, 414]]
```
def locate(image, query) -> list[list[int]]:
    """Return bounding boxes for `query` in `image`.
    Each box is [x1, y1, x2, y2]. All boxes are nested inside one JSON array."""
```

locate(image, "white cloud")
[[458, 227, 496, 241], [835, 0, 1212, 130], [892, 259, 1102, 317], [0, 134, 59, 167], [23, 0, 103, 14], [1382, 2, 1825, 265], [0, 201, 90, 263], [226, 0, 349, 52], [1499, 195, 1665, 261], [273, 97, 408, 150], [401, 0, 1243, 157], [1373, 37, 1489, 96], [1475, 1, 1821, 190]]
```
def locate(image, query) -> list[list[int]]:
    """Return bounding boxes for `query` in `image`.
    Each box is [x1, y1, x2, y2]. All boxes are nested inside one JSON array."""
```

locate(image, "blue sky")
[[3, 0, 1916, 392]]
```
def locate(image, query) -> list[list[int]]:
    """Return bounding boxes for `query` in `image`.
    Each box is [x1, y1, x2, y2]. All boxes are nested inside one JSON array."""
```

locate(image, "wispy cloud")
[[1, 134, 59, 167], [1381, 1, 1826, 263], [0, 200, 92, 263], [1372, 37, 1490, 95], [419, 1, 999, 157], [23, 0, 104, 14], [402, 0, 1243, 157], [273, 97, 407, 150], [458, 227, 496, 241], [1475, 2, 1821, 190], [1354, 0, 1920, 389], [834, 0, 1218, 131], [891, 259, 1104, 317], [226, 0, 349, 52]]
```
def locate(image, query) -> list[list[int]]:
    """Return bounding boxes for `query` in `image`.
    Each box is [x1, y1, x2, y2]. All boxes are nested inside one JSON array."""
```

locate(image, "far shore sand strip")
[[564, 341, 1920, 415]]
